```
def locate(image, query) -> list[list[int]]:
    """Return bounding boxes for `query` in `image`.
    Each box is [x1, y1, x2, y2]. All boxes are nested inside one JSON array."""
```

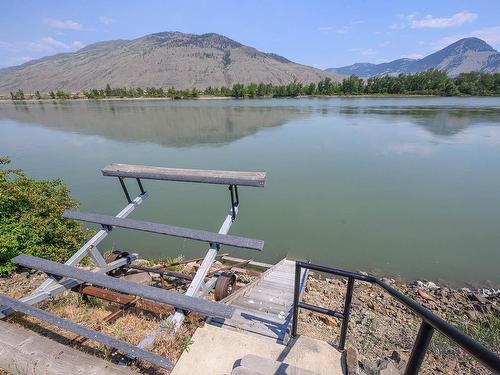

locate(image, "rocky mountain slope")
[[327, 37, 500, 77], [0, 32, 341, 94]]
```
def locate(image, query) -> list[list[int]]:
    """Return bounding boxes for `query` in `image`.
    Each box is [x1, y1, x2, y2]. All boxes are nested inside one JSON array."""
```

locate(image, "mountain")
[[0, 32, 341, 94], [327, 37, 500, 77]]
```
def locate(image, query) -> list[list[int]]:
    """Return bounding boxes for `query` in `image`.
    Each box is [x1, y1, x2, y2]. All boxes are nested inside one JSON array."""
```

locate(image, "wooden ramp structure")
[[210, 258, 308, 344]]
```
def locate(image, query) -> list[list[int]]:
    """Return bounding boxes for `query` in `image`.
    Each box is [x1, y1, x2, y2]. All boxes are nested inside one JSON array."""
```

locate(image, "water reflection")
[[1, 99, 500, 147], [0, 100, 308, 146]]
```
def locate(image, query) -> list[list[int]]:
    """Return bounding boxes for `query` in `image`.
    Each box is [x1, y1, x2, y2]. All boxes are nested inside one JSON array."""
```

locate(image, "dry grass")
[[0, 267, 205, 374]]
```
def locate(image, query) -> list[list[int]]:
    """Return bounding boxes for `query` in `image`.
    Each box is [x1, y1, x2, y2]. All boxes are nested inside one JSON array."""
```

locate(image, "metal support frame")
[[229, 185, 239, 220], [404, 321, 434, 375], [138, 188, 240, 348], [0, 192, 147, 319]]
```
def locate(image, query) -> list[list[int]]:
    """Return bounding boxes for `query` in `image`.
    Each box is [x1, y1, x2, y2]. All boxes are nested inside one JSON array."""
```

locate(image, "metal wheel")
[[105, 251, 129, 276], [105, 250, 129, 264], [214, 272, 236, 301]]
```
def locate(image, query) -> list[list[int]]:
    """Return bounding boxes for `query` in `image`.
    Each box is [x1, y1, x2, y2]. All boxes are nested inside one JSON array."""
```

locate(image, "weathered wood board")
[[12, 254, 234, 319], [102, 163, 266, 187], [210, 258, 307, 344], [63, 210, 264, 251]]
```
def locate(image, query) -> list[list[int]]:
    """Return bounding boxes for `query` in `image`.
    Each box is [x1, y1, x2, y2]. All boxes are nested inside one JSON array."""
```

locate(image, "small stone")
[[380, 362, 401, 374], [418, 290, 433, 301], [389, 350, 401, 364], [466, 310, 480, 320], [123, 270, 152, 284], [320, 315, 339, 327], [471, 293, 489, 305], [425, 281, 439, 289], [345, 346, 359, 375]]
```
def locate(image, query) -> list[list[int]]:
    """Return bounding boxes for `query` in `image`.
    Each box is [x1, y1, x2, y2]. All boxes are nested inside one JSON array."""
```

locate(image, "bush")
[[0, 157, 88, 274]]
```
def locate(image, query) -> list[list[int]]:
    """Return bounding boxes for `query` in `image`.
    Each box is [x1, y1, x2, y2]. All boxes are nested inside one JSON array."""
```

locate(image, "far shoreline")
[[1, 94, 499, 103]]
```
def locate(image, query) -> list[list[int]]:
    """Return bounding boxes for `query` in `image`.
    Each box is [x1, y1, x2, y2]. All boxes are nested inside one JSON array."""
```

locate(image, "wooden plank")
[[222, 256, 273, 269], [12, 254, 234, 319], [0, 294, 172, 370], [63, 210, 264, 251], [0, 320, 135, 375], [102, 163, 266, 187]]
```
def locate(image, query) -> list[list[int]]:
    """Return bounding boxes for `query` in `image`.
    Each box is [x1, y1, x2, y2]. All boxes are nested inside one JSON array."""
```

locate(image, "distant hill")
[[327, 37, 500, 77], [0, 32, 342, 94]]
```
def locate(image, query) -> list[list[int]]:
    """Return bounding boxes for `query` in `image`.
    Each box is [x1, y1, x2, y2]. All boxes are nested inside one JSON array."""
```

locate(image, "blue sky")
[[1, 1, 500, 69]]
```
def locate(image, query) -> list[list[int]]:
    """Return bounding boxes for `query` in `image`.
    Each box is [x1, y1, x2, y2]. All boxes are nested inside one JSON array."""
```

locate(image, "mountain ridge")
[[327, 37, 500, 77], [0, 32, 341, 94]]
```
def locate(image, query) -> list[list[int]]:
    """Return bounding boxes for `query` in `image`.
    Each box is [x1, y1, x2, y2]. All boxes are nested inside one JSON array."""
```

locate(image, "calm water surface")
[[1, 97, 499, 286]]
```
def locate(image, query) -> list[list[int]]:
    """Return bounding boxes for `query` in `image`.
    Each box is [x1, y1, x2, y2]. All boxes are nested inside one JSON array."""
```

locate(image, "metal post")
[[229, 185, 236, 220], [136, 178, 145, 194], [291, 262, 302, 337], [404, 321, 434, 375], [339, 277, 354, 351], [118, 177, 132, 204]]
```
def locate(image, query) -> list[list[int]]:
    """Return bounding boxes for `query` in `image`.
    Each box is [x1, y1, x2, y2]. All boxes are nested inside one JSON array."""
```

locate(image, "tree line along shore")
[[4, 69, 500, 101]]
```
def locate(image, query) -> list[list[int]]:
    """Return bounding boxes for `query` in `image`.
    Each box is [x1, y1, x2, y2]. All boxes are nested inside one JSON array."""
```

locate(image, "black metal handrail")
[[291, 261, 500, 375]]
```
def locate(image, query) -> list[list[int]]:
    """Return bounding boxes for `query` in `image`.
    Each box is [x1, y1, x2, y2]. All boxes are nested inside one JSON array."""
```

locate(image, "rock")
[[470, 293, 489, 305], [425, 281, 439, 289], [412, 280, 424, 288], [417, 290, 433, 301], [123, 270, 152, 284], [131, 258, 149, 266], [389, 351, 401, 364], [466, 310, 480, 320], [380, 362, 401, 375], [345, 346, 359, 375], [320, 315, 339, 327]]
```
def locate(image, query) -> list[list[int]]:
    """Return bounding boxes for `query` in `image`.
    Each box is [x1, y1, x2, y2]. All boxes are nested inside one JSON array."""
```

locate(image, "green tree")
[[15, 89, 25, 100], [105, 83, 112, 97], [0, 157, 88, 274], [35, 91, 42, 100], [49, 91, 56, 99], [231, 83, 246, 98], [246, 83, 258, 98]]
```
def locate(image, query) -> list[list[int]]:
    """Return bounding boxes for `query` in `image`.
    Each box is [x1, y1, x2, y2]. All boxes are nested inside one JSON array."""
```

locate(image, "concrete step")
[[234, 354, 319, 375]]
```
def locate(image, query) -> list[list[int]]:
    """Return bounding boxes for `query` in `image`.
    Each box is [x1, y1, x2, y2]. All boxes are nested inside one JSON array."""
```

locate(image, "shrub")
[[0, 157, 88, 274]]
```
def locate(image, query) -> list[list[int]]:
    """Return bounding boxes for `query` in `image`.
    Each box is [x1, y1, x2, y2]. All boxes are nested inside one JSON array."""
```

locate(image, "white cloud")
[[43, 18, 82, 30], [408, 11, 477, 29], [350, 47, 377, 56], [318, 26, 349, 34], [72, 41, 85, 49], [2, 37, 86, 54], [335, 26, 349, 35], [378, 41, 390, 47], [99, 16, 114, 26]]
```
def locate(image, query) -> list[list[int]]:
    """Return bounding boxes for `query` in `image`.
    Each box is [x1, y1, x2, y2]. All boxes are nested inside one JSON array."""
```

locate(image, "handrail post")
[[404, 321, 434, 375], [339, 276, 354, 351], [291, 262, 301, 337]]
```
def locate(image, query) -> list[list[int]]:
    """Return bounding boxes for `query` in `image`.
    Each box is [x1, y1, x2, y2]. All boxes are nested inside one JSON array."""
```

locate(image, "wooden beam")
[[222, 256, 273, 269], [12, 254, 234, 319], [63, 211, 265, 251], [102, 163, 266, 187]]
